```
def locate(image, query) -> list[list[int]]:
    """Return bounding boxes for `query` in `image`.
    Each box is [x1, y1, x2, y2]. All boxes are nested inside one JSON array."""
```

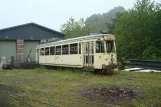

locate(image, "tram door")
[[83, 42, 94, 67]]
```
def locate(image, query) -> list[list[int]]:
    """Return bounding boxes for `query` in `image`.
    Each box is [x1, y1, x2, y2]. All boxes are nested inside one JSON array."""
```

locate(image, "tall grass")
[[0, 68, 161, 107]]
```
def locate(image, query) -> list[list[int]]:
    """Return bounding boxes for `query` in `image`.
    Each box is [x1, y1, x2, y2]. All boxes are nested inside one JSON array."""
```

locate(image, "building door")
[[24, 41, 40, 62], [83, 42, 94, 67], [0, 41, 16, 64]]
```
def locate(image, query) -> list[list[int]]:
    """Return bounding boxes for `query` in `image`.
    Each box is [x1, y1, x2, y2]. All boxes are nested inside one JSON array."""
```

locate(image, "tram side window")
[[96, 41, 104, 53], [50, 47, 55, 55], [91, 42, 94, 54], [56, 46, 61, 55], [106, 41, 115, 53], [45, 47, 49, 55], [70, 43, 78, 54], [40, 48, 45, 56], [79, 43, 81, 54], [62, 45, 69, 55]]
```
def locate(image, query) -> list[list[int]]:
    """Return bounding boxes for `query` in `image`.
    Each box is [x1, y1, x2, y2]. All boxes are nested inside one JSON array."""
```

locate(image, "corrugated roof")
[[0, 22, 66, 40], [0, 22, 65, 36]]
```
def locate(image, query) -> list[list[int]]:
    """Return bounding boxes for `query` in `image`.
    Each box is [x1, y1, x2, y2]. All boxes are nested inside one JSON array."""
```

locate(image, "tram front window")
[[106, 41, 115, 53], [96, 41, 104, 53]]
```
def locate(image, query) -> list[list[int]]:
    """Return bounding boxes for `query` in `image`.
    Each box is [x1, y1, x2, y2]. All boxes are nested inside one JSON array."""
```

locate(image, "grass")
[[0, 68, 161, 107]]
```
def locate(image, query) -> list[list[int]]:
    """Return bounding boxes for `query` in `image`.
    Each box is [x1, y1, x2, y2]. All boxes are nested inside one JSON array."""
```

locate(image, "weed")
[[82, 97, 89, 101]]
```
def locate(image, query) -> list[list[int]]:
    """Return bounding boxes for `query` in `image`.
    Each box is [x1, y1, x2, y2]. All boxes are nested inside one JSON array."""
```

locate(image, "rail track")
[[0, 87, 57, 107], [0, 84, 109, 107]]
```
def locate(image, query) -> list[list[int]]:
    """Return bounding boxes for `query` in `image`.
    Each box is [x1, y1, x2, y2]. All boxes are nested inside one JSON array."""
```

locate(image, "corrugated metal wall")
[[0, 41, 16, 63], [24, 41, 40, 62], [0, 23, 64, 64]]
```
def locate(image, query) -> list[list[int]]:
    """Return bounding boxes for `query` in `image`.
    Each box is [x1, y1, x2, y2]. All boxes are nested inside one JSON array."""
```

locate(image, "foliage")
[[60, 6, 125, 39], [115, 0, 161, 60], [60, 0, 161, 60], [60, 17, 99, 39], [106, 12, 124, 34]]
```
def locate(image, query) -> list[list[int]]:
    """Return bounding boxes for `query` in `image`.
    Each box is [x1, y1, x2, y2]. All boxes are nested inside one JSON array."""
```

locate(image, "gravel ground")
[[80, 86, 142, 102]]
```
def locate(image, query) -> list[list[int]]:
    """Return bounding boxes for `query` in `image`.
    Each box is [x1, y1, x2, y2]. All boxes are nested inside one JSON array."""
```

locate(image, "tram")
[[36, 34, 117, 71]]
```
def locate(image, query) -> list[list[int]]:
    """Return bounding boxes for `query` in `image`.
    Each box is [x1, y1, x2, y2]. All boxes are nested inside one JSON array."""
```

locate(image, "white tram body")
[[36, 34, 117, 70]]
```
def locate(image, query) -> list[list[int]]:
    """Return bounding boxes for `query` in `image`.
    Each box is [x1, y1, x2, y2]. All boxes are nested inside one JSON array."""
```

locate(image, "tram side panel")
[[94, 53, 105, 69], [43, 55, 83, 68]]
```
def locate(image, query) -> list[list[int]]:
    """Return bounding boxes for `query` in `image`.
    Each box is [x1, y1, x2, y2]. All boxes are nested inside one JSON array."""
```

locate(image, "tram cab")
[[82, 34, 117, 70]]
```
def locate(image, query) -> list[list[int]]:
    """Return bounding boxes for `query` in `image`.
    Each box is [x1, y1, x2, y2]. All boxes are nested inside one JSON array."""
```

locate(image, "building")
[[0, 22, 65, 64]]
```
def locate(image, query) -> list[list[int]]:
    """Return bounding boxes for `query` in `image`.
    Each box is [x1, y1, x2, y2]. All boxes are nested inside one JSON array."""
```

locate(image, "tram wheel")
[[101, 69, 119, 75]]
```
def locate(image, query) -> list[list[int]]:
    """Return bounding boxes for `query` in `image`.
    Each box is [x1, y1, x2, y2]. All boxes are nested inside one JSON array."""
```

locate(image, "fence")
[[16, 53, 36, 63], [0, 53, 37, 69], [124, 59, 161, 70]]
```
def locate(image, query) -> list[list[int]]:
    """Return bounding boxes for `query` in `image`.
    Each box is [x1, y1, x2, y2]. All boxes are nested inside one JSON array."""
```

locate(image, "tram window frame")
[[70, 43, 78, 54], [79, 43, 81, 54], [96, 41, 104, 53], [62, 45, 69, 55], [40, 48, 45, 56], [56, 46, 61, 55], [106, 41, 115, 53], [45, 47, 50, 55], [50, 46, 55, 55], [37, 49, 39, 55], [91, 42, 94, 54]]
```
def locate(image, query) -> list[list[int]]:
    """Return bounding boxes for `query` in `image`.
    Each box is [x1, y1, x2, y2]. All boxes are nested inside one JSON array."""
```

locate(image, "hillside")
[[85, 6, 126, 30]]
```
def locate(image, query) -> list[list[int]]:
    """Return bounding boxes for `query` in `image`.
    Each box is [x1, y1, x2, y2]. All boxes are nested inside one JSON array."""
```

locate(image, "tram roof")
[[37, 34, 114, 47]]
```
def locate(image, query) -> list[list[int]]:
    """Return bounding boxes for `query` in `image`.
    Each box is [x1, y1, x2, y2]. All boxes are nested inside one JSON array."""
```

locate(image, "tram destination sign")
[[40, 37, 61, 44]]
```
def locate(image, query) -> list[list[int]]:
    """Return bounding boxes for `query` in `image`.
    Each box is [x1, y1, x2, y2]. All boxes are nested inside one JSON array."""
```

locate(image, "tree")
[[60, 17, 82, 38], [60, 17, 100, 39], [115, 0, 161, 60], [106, 12, 124, 34]]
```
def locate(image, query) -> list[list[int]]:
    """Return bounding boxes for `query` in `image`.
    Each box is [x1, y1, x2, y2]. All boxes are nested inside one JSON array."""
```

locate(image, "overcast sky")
[[0, 0, 160, 31]]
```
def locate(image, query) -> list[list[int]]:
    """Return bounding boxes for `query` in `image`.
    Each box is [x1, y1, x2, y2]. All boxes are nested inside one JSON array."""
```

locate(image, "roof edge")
[[0, 22, 66, 36]]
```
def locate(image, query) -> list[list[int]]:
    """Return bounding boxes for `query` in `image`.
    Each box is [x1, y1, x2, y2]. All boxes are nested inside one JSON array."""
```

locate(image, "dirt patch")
[[80, 86, 142, 102]]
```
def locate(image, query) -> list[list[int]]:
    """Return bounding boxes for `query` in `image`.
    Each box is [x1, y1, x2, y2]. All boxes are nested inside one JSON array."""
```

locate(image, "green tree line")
[[115, 0, 161, 60], [60, 17, 100, 39], [60, 0, 161, 60]]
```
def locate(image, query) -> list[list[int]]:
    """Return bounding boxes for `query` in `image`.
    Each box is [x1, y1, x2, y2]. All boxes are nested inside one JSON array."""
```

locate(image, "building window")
[[96, 41, 104, 53], [62, 45, 69, 55], [70, 43, 78, 54], [45, 47, 49, 55], [56, 46, 61, 55], [50, 46, 55, 55], [40, 48, 45, 56]]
